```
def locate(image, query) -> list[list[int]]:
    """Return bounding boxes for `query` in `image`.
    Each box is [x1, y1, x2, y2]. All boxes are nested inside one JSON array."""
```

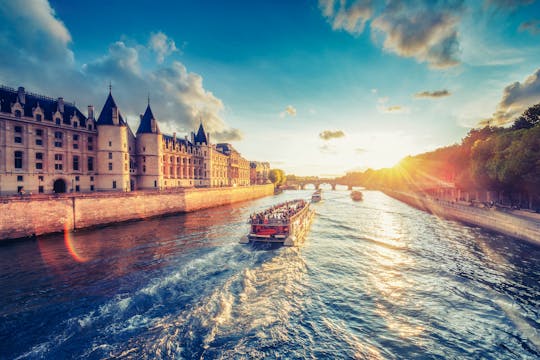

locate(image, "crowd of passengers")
[[250, 200, 307, 224]]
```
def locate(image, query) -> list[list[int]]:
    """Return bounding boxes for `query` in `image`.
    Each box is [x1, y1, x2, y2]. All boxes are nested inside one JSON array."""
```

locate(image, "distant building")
[[0, 85, 258, 195], [250, 161, 270, 185]]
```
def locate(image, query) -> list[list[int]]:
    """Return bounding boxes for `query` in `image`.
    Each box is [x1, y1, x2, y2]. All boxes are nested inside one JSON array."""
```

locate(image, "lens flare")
[[64, 223, 88, 263]]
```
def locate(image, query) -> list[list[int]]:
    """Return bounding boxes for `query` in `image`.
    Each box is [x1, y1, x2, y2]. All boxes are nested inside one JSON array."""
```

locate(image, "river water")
[[1, 190, 539, 359]]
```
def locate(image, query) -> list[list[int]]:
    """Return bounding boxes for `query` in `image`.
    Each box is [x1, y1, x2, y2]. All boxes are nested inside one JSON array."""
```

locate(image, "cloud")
[[319, 130, 345, 140], [280, 105, 297, 118], [319, 0, 374, 34], [519, 20, 540, 35], [371, 1, 464, 69], [149, 32, 178, 63], [0, 0, 240, 143], [377, 97, 409, 114], [484, 68, 540, 126], [414, 89, 451, 98], [319, 0, 465, 69]]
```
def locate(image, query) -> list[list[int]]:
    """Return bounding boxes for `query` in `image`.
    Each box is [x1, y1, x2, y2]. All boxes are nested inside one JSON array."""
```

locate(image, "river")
[[1, 190, 539, 359]]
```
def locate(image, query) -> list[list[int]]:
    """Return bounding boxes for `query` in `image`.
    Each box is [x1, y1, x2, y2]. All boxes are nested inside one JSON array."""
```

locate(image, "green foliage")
[[269, 169, 286, 186]]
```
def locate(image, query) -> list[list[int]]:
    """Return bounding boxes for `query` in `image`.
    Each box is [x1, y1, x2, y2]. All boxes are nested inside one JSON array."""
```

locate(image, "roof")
[[0, 85, 88, 126], [136, 104, 160, 134], [194, 122, 208, 144], [163, 134, 193, 147], [96, 92, 126, 126]]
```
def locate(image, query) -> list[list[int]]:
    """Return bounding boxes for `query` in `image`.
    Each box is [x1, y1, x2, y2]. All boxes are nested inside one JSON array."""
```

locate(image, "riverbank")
[[384, 190, 540, 246], [0, 184, 274, 240]]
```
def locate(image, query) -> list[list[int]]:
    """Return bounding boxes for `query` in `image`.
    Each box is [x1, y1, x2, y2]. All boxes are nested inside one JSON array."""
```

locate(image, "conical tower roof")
[[96, 92, 126, 126], [136, 104, 160, 134], [194, 122, 208, 144]]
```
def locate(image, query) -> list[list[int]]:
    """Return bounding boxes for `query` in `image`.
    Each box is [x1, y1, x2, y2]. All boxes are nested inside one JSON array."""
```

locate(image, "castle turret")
[[136, 103, 163, 190], [95, 90, 130, 191]]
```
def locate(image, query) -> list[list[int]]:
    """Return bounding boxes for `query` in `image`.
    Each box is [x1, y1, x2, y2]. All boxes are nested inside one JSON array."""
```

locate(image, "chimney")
[[207, 132, 210, 145], [173, 132, 176, 145], [151, 118, 156, 133], [112, 107, 119, 125], [191, 132, 195, 144], [57, 97, 64, 113], [17, 87, 25, 105], [87, 105, 94, 120]]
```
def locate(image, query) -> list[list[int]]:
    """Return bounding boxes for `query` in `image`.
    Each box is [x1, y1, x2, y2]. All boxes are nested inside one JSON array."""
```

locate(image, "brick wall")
[[0, 184, 274, 240]]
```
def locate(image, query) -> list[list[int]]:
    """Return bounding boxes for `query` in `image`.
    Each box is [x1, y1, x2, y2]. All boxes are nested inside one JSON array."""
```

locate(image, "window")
[[88, 157, 94, 171], [73, 156, 79, 171], [36, 139, 43, 146], [108, 163, 112, 171], [15, 126, 22, 133], [56, 117, 61, 125], [17, 186, 23, 193], [17, 175, 23, 182], [36, 129, 43, 136], [88, 124, 92, 130], [36, 163, 43, 170], [88, 136, 93, 143], [55, 154, 63, 161], [73, 143, 79, 149], [108, 152, 112, 159], [90, 185, 94, 191], [90, 176, 94, 181], [125, 163, 128, 171], [14, 151, 23, 168], [154, 180, 157, 188], [112, 181, 117, 189], [38, 186, 44, 193], [143, 165, 146, 173], [36, 114, 42, 122], [38, 176, 44, 181], [14, 137, 22, 143], [143, 156, 146, 163], [75, 176, 80, 181], [36, 153, 43, 160], [73, 122, 78, 128], [54, 131, 63, 147], [75, 185, 80, 192], [109, 141, 112, 147], [15, 110, 21, 118], [54, 163, 63, 170], [125, 153, 128, 160], [73, 134, 79, 141]]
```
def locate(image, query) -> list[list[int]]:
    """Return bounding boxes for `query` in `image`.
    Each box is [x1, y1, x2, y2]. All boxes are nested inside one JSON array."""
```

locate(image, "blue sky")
[[1, 0, 540, 176]]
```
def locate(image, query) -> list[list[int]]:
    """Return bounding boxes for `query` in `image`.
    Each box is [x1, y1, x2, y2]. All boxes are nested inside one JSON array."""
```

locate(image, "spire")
[[96, 91, 125, 126], [195, 121, 208, 144], [109, 81, 112, 94], [136, 103, 160, 134]]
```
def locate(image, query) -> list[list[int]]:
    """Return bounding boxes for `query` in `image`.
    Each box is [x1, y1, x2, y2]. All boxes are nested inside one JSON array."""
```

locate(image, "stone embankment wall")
[[0, 184, 274, 240], [385, 190, 540, 246]]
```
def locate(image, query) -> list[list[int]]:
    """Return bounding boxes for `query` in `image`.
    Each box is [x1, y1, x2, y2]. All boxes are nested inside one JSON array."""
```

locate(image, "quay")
[[0, 184, 274, 240], [385, 190, 540, 246]]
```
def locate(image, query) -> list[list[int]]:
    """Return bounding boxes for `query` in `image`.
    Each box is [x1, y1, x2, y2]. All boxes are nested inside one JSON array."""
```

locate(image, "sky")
[[1, 0, 540, 176]]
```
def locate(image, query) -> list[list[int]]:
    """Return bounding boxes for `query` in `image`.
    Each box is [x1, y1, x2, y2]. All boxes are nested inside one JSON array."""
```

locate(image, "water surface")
[[1, 190, 539, 359]]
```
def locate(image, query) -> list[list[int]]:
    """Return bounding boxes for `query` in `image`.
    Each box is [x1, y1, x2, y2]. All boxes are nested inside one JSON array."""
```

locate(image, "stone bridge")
[[285, 177, 355, 190]]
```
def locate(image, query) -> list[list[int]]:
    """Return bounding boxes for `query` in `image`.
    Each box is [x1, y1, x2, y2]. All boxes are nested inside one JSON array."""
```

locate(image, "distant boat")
[[351, 190, 363, 201], [240, 199, 315, 246], [311, 189, 322, 203]]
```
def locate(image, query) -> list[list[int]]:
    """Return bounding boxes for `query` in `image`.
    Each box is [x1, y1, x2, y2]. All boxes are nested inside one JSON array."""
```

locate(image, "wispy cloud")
[[354, 147, 367, 154], [482, 68, 540, 126], [377, 97, 409, 114], [148, 31, 178, 63], [519, 20, 540, 35], [414, 89, 451, 99], [319, 130, 345, 140], [280, 105, 297, 118], [319, 0, 373, 34]]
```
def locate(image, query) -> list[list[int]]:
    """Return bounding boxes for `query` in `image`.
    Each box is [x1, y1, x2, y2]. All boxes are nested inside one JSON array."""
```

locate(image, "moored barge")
[[240, 199, 315, 246]]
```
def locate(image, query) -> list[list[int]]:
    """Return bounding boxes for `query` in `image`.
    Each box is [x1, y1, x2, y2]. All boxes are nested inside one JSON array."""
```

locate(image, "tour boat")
[[311, 189, 322, 203], [240, 199, 315, 246], [351, 190, 363, 201]]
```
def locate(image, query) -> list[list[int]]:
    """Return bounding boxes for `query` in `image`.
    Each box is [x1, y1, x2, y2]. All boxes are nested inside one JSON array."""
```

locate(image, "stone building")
[[0, 85, 255, 195], [250, 161, 270, 185]]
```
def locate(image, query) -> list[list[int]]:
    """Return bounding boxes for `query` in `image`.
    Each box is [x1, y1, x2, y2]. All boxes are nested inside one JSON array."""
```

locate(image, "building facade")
[[0, 85, 256, 195]]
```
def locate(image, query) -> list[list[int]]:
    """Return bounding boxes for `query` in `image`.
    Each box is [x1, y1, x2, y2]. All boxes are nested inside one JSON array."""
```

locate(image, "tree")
[[512, 103, 540, 130], [269, 169, 286, 186]]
